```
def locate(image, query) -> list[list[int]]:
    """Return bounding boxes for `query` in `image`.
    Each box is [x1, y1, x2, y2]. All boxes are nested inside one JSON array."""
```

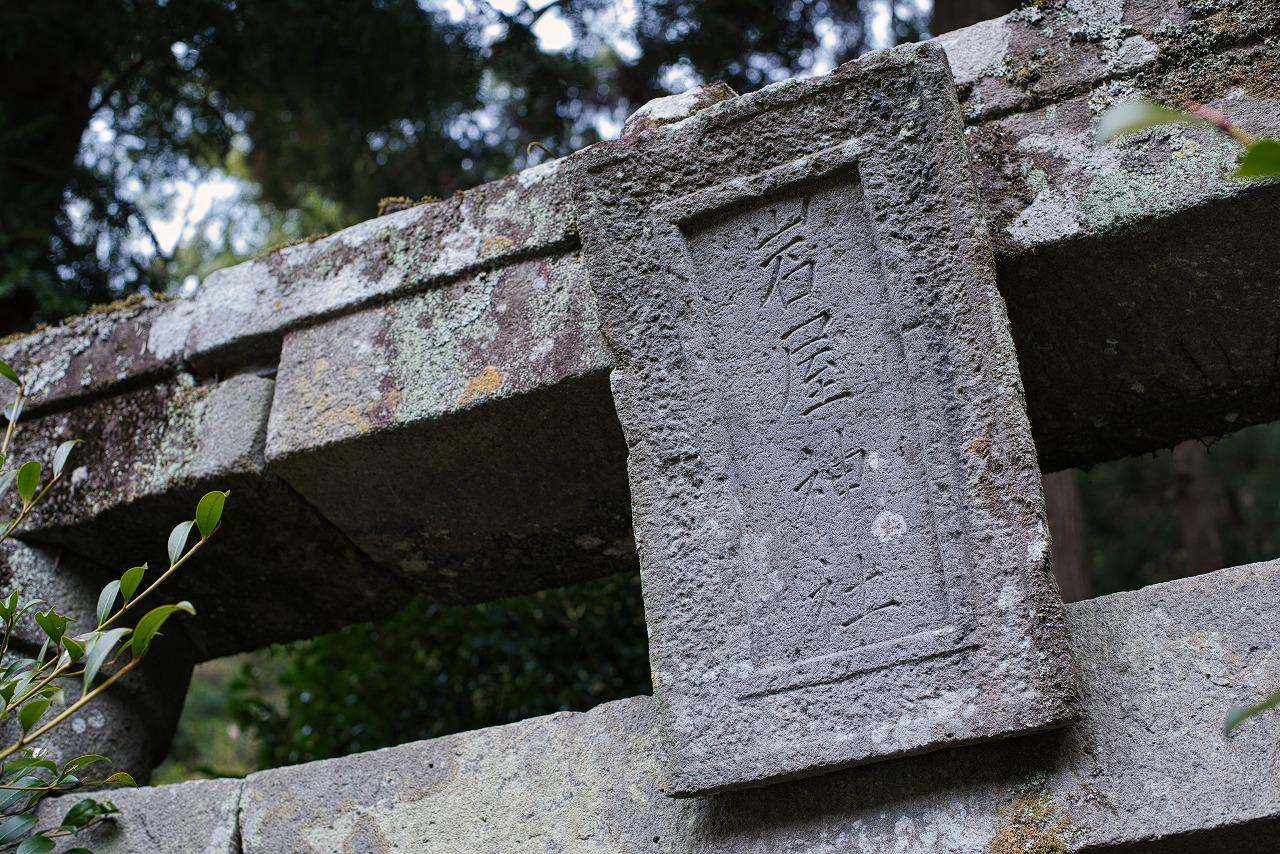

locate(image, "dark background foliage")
[[0, 0, 951, 336]]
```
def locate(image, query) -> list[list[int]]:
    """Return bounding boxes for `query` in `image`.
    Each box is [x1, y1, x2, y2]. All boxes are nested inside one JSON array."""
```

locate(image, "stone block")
[[264, 252, 632, 603], [238, 560, 1280, 852], [186, 157, 576, 368], [8, 373, 399, 658], [0, 296, 192, 414], [0, 541, 194, 780], [38, 778, 241, 854], [572, 43, 1076, 794]]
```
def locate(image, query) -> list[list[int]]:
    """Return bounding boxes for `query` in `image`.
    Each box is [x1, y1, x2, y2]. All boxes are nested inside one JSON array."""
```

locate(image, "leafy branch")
[[0, 356, 228, 853]]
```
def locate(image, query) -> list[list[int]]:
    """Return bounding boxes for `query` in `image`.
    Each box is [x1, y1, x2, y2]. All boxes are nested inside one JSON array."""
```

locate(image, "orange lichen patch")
[[455, 365, 504, 407], [480, 234, 515, 253]]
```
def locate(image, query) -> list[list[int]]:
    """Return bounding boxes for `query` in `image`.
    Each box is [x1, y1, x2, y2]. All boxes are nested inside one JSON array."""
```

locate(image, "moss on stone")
[[988, 773, 1072, 854]]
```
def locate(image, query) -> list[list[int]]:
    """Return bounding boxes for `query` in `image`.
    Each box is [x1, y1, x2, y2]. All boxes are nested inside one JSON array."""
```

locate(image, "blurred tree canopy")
[[0, 0, 996, 336]]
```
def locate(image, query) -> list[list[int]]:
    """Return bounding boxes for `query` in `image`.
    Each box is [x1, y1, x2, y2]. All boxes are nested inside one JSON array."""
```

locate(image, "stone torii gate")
[[1, 0, 1278, 850]]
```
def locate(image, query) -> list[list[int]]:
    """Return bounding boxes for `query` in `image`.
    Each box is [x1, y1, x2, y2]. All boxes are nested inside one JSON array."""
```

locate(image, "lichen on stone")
[[988, 773, 1073, 854]]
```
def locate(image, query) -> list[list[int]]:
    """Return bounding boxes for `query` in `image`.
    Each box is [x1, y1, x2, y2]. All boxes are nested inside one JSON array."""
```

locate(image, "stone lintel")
[[184, 157, 576, 369], [7, 373, 400, 659]]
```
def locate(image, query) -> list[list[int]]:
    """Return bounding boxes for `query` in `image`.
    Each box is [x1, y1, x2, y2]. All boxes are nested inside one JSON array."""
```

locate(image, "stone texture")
[[0, 0, 1272, 629], [8, 373, 399, 658], [237, 560, 1280, 852], [621, 81, 738, 136], [0, 541, 194, 780], [0, 296, 192, 415], [264, 251, 634, 601], [572, 42, 1076, 795], [185, 157, 576, 368], [38, 778, 241, 854]]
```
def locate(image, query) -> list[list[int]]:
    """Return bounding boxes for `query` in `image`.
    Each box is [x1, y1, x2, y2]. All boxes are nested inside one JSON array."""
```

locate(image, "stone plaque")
[[573, 44, 1077, 796]]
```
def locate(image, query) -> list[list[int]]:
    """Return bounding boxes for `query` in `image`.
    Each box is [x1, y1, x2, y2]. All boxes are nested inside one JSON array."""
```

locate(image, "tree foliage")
[[229, 572, 650, 767], [0, 0, 948, 335]]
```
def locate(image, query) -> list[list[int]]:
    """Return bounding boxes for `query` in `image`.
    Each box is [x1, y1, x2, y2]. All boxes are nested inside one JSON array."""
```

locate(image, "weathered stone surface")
[[237, 560, 1280, 852], [38, 778, 241, 854], [0, 296, 192, 415], [621, 81, 738, 136], [185, 157, 576, 368], [1, 0, 1273, 625], [939, 0, 1279, 126], [216, 0, 1278, 611], [0, 541, 194, 780], [264, 252, 633, 601], [572, 42, 1075, 794], [9, 373, 399, 658]]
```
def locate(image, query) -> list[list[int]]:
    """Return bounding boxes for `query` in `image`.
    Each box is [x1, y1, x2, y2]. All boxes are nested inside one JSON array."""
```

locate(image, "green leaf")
[[0, 591, 19, 621], [95, 581, 120, 627], [1096, 100, 1206, 143], [17, 833, 54, 854], [195, 490, 228, 539], [119, 565, 146, 603], [1236, 138, 1280, 179], [59, 755, 108, 780], [1224, 689, 1280, 734], [104, 771, 136, 787], [4, 398, 23, 426], [61, 635, 85, 662], [16, 461, 40, 506], [32, 610, 68, 645], [19, 698, 50, 733], [82, 628, 130, 693], [4, 756, 56, 776], [51, 439, 83, 478], [167, 520, 194, 566], [0, 469, 16, 501], [0, 359, 19, 386], [0, 814, 35, 846], [60, 797, 108, 830], [128, 602, 194, 659], [0, 776, 41, 811]]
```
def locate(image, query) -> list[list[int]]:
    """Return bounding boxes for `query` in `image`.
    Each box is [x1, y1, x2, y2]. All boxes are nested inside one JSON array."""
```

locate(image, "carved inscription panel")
[[683, 177, 952, 672]]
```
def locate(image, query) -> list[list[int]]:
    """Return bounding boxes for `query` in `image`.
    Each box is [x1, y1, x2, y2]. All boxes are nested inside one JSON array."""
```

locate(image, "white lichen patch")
[[936, 17, 1011, 85], [871, 511, 908, 544], [1007, 187, 1083, 246], [515, 156, 562, 188]]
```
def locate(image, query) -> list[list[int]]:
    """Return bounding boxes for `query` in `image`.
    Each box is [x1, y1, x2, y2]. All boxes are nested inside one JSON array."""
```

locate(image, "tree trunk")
[[1043, 469, 1093, 602], [1171, 440, 1225, 577], [0, 2, 119, 334], [931, 0, 1021, 35]]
